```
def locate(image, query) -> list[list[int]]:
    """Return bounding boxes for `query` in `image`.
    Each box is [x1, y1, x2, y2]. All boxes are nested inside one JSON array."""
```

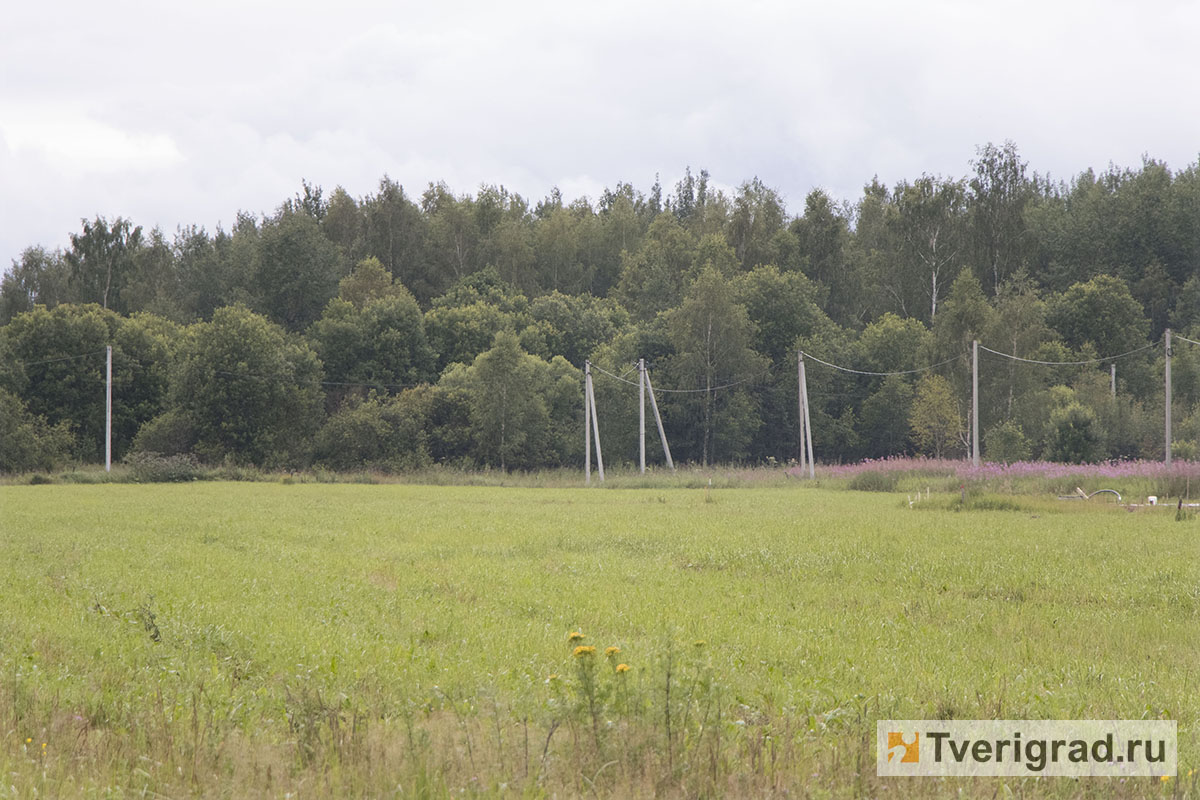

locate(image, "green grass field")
[[0, 483, 1196, 798]]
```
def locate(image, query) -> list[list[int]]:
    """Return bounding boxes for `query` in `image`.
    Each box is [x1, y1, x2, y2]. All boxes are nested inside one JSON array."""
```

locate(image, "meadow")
[[0, 482, 1196, 798]]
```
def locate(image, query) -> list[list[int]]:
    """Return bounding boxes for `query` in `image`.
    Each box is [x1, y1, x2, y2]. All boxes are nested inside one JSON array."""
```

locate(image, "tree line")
[[4, 141, 1200, 473]]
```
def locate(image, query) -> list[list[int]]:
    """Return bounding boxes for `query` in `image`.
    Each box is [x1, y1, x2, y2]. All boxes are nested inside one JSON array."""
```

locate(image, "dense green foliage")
[[5, 143, 1200, 471], [0, 484, 1194, 796]]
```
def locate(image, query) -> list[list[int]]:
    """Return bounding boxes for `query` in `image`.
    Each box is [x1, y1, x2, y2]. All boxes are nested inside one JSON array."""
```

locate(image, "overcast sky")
[[2, 0, 1198, 269]]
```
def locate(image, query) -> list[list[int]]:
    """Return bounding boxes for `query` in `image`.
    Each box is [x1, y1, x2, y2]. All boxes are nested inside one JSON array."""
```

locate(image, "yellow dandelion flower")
[[616, 663, 630, 673], [568, 631, 585, 642], [25, 738, 31, 744], [546, 673, 559, 682], [573, 645, 596, 657], [605, 646, 621, 657], [41, 743, 46, 749], [1160, 775, 1169, 782]]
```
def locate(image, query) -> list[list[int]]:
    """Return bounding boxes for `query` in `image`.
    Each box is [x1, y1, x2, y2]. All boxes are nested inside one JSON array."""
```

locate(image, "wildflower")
[[568, 631, 585, 642], [25, 738, 31, 744], [616, 663, 630, 673], [573, 645, 596, 657], [693, 639, 706, 648], [1160, 775, 1170, 782], [605, 646, 621, 657], [546, 673, 559, 683]]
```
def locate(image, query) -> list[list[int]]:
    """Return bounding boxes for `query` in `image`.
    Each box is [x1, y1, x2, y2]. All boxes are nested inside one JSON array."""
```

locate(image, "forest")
[[4, 141, 1200, 473]]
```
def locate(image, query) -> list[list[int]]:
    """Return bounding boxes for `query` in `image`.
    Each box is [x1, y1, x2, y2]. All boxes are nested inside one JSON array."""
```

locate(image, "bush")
[[0, 389, 75, 473], [131, 409, 196, 457], [847, 470, 900, 492], [125, 452, 203, 483], [1172, 440, 1198, 461], [313, 388, 434, 472], [984, 420, 1031, 465], [1047, 402, 1103, 464]]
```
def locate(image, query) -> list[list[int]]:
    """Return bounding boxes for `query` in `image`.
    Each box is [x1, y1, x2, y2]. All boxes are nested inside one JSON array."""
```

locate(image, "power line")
[[977, 341, 1157, 365], [1172, 333, 1200, 348], [13, 349, 107, 367], [590, 362, 773, 393], [801, 352, 963, 376]]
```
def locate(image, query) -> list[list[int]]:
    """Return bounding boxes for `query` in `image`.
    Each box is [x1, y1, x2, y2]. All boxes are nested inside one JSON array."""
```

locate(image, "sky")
[[2, 0, 1198, 269]]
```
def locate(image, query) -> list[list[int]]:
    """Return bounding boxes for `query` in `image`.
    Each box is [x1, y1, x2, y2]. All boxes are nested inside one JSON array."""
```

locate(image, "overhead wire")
[[977, 341, 1158, 365], [800, 352, 964, 376], [12, 349, 108, 367], [589, 361, 774, 393]]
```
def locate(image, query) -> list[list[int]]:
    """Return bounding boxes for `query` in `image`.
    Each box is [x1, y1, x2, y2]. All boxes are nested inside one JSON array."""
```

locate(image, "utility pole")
[[797, 351, 806, 476], [638, 358, 646, 474], [584, 361, 592, 485], [1165, 329, 1172, 465], [586, 362, 604, 481], [105, 345, 112, 472], [971, 340, 980, 467], [799, 352, 814, 479], [645, 370, 674, 470]]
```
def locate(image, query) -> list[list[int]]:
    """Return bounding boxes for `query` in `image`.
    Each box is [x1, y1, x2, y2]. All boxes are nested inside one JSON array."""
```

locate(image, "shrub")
[[125, 452, 203, 483], [847, 470, 899, 492], [0, 389, 76, 473], [984, 420, 1031, 465], [313, 388, 434, 472], [1047, 402, 1103, 464], [131, 409, 196, 457]]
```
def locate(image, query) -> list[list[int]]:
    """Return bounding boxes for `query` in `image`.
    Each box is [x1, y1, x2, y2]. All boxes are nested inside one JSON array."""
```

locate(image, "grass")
[[13, 456, 1200, 504], [0, 483, 1196, 797]]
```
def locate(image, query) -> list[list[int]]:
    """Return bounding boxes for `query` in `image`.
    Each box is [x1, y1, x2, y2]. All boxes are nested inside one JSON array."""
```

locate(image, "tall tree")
[[791, 189, 859, 325], [65, 216, 144, 312], [663, 267, 768, 465], [615, 214, 697, 321], [0, 247, 72, 323], [254, 210, 342, 331], [423, 181, 480, 286], [360, 177, 431, 300], [968, 141, 1034, 294], [889, 175, 967, 322], [170, 305, 323, 465], [910, 374, 962, 458], [727, 177, 786, 271]]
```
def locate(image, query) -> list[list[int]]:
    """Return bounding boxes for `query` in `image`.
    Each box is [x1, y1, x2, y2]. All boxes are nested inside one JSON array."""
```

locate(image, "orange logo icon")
[[887, 731, 919, 763]]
